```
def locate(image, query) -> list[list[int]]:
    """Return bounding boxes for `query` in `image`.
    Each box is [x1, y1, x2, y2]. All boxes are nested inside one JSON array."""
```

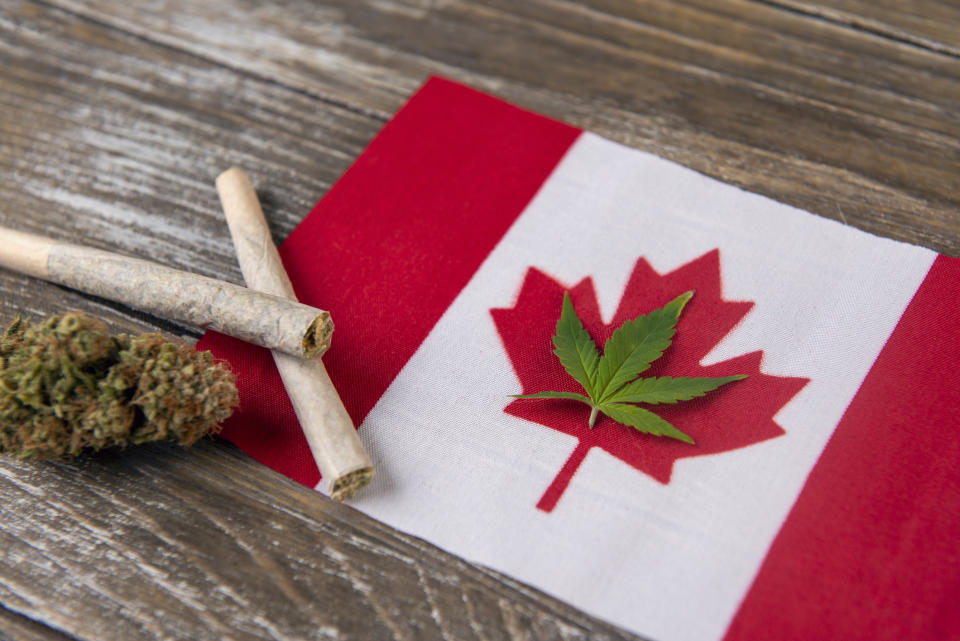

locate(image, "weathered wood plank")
[[0, 606, 76, 641], [0, 440, 643, 641], [2, 0, 959, 638], [44, 0, 960, 256], [0, 2, 644, 639], [0, 0, 378, 328], [764, 0, 960, 55]]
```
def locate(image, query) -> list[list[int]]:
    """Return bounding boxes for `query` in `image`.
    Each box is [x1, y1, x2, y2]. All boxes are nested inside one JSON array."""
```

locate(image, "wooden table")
[[1, 1, 957, 639]]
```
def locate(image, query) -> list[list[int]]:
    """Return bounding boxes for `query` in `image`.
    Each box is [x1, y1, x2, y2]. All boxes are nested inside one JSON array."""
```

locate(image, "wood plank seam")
[[500, 0, 959, 141], [754, 0, 960, 58], [25, 0, 960, 256]]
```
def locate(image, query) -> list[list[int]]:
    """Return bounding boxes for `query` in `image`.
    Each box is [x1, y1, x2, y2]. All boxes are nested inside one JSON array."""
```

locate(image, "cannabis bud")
[[0, 312, 239, 459]]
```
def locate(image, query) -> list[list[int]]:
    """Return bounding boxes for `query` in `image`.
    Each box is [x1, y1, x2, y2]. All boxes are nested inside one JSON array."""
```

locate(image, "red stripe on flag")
[[198, 77, 580, 486], [725, 254, 960, 641]]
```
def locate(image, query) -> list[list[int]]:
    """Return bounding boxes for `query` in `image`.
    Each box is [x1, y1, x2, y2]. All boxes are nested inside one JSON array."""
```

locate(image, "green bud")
[[0, 312, 238, 459]]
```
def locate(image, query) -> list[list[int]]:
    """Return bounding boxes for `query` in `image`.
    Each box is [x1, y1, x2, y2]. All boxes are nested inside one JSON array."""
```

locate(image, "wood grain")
[[43, 0, 960, 256], [765, 0, 960, 55], [0, 0, 958, 639], [0, 2, 643, 639], [0, 606, 75, 641], [0, 440, 641, 641], [0, 0, 378, 329]]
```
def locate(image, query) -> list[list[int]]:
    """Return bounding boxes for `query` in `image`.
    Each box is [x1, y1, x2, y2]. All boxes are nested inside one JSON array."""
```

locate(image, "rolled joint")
[[302, 312, 334, 359], [330, 466, 375, 501]]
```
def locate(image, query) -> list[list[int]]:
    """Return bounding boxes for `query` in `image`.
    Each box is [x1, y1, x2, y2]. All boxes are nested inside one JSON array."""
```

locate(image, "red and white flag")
[[199, 77, 960, 641]]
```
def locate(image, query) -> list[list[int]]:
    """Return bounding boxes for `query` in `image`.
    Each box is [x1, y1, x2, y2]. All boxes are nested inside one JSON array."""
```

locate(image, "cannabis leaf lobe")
[[600, 403, 694, 444], [511, 390, 592, 404], [606, 375, 748, 405], [594, 291, 692, 403], [551, 292, 600, 395]]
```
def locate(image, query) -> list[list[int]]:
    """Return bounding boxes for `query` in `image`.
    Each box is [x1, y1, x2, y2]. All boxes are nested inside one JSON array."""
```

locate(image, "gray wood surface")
[[42, 0, 960, 255], [0, 606, 73, 641], [1, 0, 957, 639], [768, 0, 960, 54], [0, 441, 638, 640]]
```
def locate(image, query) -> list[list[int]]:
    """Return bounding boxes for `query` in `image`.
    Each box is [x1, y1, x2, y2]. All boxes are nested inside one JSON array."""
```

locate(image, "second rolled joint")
[[302, 312, 334, 359]]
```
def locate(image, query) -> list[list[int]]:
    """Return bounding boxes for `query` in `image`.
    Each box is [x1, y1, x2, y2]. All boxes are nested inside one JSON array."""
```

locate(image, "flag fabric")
[[197, 77, 960, 641]]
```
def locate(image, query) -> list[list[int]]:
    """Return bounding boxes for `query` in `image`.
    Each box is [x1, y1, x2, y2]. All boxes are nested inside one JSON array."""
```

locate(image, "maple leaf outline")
[[491, 251, 810, 512], [511, 290, 747, 444]]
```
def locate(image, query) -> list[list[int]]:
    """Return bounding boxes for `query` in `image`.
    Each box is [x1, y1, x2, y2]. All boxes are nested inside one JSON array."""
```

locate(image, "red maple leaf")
[[491, 250, 808, 512]]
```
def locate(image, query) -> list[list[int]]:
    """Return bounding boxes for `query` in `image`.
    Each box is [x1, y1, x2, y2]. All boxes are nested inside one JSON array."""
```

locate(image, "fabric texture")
[[197, 77, 960, 641]]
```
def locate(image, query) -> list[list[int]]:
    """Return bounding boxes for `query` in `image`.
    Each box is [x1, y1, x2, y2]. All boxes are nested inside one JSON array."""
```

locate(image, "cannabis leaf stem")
[[511, 291, 746, 443]]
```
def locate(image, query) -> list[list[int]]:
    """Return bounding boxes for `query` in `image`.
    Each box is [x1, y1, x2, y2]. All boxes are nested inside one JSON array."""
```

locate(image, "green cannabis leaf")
[[511, 291, 746, 444]]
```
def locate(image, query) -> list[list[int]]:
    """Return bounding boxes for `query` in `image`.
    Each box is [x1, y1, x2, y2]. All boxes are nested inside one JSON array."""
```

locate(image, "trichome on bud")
[[0, 312, 238, 459]]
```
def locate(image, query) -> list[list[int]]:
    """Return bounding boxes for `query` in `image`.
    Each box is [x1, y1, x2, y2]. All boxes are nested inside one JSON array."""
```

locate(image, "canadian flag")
[[199, 77, 959, 641]]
